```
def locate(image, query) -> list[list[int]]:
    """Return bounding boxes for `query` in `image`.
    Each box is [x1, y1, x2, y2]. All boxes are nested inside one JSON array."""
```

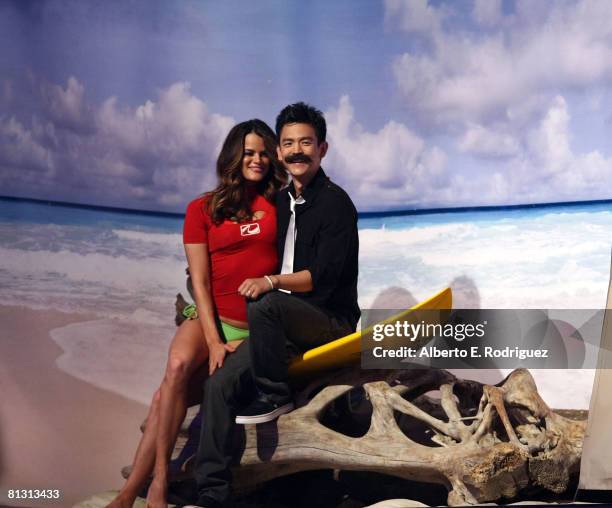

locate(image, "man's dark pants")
[[194, 291, 352, 505]]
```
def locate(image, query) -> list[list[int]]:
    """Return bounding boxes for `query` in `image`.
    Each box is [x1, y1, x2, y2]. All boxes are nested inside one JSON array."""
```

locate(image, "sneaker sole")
[[235, 402, 294, 424]]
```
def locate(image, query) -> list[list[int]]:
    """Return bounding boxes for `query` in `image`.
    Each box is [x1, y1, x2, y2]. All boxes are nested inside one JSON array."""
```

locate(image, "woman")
[[107, 119, 286, 508]]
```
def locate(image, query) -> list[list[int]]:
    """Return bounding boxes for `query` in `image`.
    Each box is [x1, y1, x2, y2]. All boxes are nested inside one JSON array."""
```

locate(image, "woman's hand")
[[208, 341, 229, 375], [238, 277, 273, 300], [208, 340, 242, 375], [223, 340, 242, 353]]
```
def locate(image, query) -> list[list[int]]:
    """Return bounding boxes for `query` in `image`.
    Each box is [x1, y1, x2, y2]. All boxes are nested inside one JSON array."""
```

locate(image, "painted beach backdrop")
[[3, 1, 612, 505], [2, 196, 610, 409]]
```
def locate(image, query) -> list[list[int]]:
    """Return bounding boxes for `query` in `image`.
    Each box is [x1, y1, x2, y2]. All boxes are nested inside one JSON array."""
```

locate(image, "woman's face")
[[241, 133, 271, 183]]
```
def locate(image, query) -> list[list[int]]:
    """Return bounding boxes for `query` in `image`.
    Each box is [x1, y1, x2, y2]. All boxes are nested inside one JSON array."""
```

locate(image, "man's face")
[[277, 123, 328, 182]]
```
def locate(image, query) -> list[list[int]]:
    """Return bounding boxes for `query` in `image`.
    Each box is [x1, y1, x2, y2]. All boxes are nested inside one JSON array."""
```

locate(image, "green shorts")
[[220, 321, 249, 342], [182, 304, 249, 342]]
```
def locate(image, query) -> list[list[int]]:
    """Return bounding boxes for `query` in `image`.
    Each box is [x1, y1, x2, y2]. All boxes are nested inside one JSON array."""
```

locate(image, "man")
[[189, 102, 359, 508], [235, 101, 360, 422]]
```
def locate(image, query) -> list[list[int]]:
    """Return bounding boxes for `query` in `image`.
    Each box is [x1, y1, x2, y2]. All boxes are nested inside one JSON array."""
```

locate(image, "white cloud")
[[390, 1, 612, 126], [384, 0, 612, 207], [333, 89, 612, 209], [322, 93, 611, 210], [324, 95, 449, 209], [97, 82, 233, 176], [527, 95, 572, 173], [458, 123, 520, 158], [0, 116, 53, 173], [0, 77, 234, 210], [487, 95, 612, 204], [40, 76, 93, 132], [102, 83, 230, 157], [384, 0, 445, 36]]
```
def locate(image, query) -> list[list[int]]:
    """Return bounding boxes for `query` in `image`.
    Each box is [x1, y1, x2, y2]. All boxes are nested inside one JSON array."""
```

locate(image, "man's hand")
[[238, 277, 273, 300]]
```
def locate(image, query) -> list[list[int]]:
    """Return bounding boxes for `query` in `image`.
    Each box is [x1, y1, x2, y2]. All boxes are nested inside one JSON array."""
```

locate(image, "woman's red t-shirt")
[[182, 193, 278, 322]]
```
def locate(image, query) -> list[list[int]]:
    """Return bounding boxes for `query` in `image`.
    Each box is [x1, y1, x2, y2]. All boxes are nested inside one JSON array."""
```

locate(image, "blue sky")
[[1, 0, 612, 212]]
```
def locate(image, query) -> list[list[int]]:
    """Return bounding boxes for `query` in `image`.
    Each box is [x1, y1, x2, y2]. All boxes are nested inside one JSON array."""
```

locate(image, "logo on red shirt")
[[240, 223, 261, 236]]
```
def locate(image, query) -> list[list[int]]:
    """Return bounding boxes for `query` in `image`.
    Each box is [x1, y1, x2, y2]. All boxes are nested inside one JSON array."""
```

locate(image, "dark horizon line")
[[2, 194, 612, 220]]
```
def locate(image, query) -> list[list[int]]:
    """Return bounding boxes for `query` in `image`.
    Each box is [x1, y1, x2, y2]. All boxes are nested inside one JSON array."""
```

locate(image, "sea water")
[[1, 197, 611, 407]]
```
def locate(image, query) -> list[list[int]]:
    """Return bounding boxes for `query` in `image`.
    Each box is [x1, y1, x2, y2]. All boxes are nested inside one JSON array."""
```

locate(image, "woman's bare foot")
[[146, 475, 168, 508]]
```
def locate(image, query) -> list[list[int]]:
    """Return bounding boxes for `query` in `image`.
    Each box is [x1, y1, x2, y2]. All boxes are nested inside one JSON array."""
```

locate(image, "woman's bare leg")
[[105, 319, 209, 508], [104, 389, 162, 508], [146, 319, 210, 508]]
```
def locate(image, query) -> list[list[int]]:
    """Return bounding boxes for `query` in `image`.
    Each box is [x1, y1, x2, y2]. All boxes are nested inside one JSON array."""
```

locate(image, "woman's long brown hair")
[[206, 119, 286, 224]]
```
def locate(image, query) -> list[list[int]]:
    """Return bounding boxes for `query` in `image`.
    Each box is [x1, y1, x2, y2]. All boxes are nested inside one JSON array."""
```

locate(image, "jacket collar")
[[287, 167, 328, 203]]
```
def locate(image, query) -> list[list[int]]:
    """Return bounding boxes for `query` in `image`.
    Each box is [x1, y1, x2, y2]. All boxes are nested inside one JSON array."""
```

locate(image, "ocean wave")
[[0, 222, 184, 260], [0, 244, 188, 320], [0, 246, 185, 289], [358, 210, 611, 308], [112, 228, 183, 246]]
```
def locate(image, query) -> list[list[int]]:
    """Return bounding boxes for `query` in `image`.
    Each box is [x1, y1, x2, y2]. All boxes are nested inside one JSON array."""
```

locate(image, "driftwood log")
[[121, 292, 588, 505], [124, 364, 585, 506], [232, 367, 585, 505]]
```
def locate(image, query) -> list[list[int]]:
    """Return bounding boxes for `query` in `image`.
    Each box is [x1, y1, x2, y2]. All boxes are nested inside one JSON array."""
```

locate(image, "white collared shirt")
[[279, 192, 305, 292]]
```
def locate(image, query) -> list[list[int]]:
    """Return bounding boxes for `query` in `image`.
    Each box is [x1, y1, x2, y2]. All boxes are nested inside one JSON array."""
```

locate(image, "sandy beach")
[[0, 305, 148, 508]]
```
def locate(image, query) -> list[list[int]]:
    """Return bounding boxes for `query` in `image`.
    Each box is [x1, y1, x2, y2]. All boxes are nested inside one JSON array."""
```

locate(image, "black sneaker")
[[235, 394, 294, 424]]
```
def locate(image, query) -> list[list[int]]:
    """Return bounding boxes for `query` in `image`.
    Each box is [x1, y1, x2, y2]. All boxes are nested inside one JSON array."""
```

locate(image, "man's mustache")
[[284, 153, 312, 164]]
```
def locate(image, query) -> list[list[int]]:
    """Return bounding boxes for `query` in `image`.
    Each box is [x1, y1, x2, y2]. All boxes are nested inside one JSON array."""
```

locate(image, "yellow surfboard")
[[288, 287, 453, 378]]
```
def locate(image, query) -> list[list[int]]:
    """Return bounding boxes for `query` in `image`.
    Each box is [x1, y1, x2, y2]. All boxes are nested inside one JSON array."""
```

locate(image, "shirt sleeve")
[[183, 198, 210, 244], [307, 197, 358, 296]]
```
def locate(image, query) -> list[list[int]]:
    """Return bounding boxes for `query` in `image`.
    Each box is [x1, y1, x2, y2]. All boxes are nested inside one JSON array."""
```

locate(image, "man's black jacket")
[[276, 168, 360, 329]]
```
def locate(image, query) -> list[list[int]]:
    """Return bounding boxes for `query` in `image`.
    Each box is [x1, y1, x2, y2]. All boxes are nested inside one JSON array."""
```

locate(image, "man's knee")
[[203, 359, 250, 402], [204, 367, 235, 398]]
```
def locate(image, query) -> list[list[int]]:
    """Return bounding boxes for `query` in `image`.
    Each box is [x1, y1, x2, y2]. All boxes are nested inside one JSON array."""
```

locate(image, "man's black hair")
[[275, 102, 327, 143]]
